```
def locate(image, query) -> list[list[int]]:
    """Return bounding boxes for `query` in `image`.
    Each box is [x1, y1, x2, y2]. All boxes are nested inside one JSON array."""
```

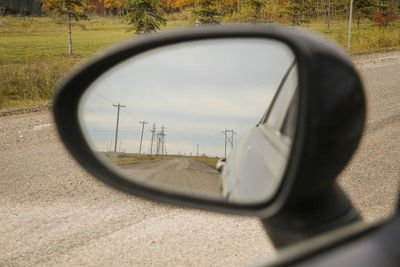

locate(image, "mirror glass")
[[78, 38, 298, 204]]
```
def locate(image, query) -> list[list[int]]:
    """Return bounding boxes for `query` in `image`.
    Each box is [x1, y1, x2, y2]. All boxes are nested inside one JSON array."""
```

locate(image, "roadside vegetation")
[[102, 152, 164, 165], [191, 156, 219, 168], [1, 0, 400, 109]]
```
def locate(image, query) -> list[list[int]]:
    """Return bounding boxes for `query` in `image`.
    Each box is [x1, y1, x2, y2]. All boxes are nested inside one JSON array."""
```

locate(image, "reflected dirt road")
[[119, 158, 222, 198]]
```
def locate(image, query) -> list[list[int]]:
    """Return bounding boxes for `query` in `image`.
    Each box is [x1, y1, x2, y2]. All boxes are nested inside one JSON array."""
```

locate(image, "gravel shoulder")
[[0, 112, 273, 266], [352, 50, 400, 69]]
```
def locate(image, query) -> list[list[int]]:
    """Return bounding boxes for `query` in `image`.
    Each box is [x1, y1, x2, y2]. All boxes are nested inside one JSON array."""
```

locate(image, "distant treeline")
[[0, 0, 42, 15]]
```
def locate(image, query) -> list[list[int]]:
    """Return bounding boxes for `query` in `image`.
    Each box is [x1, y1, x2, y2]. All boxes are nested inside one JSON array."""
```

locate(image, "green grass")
[[298, 19, 400, 54], [1, 15, 400, 109], [0, 16, 132, 108], [0, 16, 130, 64], [2, 16, 397, 65]]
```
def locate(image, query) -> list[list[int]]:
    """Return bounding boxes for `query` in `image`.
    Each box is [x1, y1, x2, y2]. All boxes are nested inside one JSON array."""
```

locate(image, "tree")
[[394, 0, 399, 12], [373, 0, 397, 27], [353, 0, 375, 29], [282, 0, 309, 28], [43, 0, 90, 57], [103, 0, 127, 16], [318, 0, 345, 32], [124, 0, 167, 34], [166, 0, 196, 10], [191, 0, 221, 24]]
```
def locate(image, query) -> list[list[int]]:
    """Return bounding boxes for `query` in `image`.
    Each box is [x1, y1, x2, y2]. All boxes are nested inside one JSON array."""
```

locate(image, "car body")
[[52, 25, 400, 266]]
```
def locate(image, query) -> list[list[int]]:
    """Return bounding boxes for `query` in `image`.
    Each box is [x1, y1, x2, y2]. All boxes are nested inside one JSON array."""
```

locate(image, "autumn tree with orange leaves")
[[165, 0, 196, 9], [103, 0, 127, 15]]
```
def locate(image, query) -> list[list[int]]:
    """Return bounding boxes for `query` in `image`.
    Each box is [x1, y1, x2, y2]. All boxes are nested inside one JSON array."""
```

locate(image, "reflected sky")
[[79, 38, 295, 157]]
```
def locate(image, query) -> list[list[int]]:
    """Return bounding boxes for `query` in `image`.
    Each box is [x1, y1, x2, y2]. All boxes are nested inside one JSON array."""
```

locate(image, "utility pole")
[[160, 126, 166, 155], [156, 132, 161, 155], [155, 126, 166, 155], [112, 103, 126, 152], [222, 130, 227, 158], [197, 144, 199, 156], [222, 129, 236, 158], [138, 120, 148, 155], [150, 123, 156, 155], [348, 0, 354, 52]]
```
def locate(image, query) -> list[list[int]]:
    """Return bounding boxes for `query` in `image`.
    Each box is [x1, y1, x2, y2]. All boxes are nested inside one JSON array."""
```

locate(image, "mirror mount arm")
[[260, 45, 365, 249], [260, 183, 360, 249]]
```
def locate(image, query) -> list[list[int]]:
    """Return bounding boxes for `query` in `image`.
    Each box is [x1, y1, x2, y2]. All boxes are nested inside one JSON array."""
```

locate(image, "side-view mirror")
[[53, 26, 366, 248]]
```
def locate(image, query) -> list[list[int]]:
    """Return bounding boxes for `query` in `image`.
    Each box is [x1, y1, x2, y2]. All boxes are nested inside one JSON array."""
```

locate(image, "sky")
[[79, 38, 295, 157]]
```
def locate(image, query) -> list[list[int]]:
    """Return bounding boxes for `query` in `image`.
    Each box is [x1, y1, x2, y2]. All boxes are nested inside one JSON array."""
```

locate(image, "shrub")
[[0, 59, 78, 108], [373, 9, 397, 27]]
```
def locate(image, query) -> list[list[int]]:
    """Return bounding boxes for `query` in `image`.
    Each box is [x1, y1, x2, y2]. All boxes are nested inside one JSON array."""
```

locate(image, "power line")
[[92, 92, 114, 105]]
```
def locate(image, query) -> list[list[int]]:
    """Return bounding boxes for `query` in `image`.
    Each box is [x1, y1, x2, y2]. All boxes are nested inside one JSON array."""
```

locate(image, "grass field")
[[0, 16, 129, 64], [304, 19, 400, 54], [0, 16, 130, 108], [1, 15, 400, 108]]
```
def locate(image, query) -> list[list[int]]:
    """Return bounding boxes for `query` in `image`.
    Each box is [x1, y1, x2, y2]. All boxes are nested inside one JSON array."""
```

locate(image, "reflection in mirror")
[[79, 38, 298, 204]]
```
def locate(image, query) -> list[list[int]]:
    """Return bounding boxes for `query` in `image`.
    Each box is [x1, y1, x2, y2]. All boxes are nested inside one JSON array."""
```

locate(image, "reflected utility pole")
[[156, 126, 166, 155], [161, 126, 166, 155], [222, 129, 236, 158], [150, 123, 156, 155], [113, 103, 126, 152], [138, 120, 148, 155]]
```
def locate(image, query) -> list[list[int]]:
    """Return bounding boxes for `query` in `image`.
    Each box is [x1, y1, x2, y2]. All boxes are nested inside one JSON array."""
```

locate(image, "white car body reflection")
[[222, 63, 298, 203]]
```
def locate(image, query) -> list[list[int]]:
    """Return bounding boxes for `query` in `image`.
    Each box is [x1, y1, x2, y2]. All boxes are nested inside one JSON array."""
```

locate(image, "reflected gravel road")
[[1, 51, 400, 266], [118, 157, 222, 198]]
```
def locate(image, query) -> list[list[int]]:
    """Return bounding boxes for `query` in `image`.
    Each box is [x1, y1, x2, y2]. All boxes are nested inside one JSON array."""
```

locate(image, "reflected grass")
[[190, 156, 219, 169], [102, 152, 162, 165]]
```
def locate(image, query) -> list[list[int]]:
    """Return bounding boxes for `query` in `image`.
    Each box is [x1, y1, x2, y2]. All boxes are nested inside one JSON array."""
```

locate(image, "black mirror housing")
[[53, 26, 366, 220]]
